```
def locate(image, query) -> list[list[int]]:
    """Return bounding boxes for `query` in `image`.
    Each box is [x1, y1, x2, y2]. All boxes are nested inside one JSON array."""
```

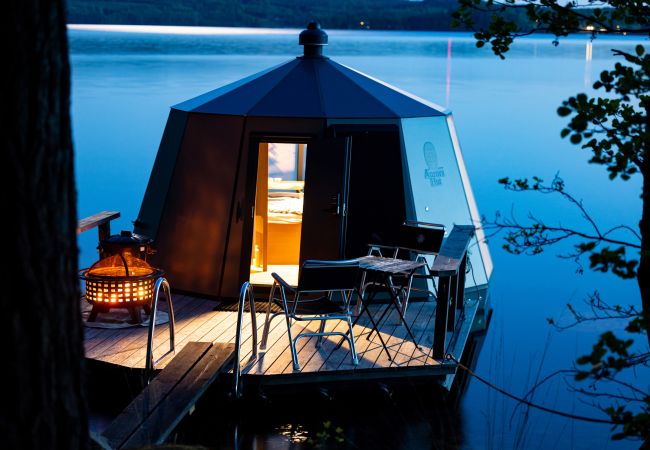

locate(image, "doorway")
[[246, 128, 404, 287], [249, 142, 308, 286]]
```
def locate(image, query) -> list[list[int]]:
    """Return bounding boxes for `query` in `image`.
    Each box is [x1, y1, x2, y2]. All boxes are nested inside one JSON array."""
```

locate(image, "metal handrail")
[[233, 281, 258, 398], [145, 277, 175, 382]]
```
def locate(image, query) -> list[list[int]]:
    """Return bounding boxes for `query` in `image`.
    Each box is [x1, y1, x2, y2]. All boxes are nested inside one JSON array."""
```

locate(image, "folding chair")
[[362, 221, 445, 314], [260, 259, 361, 371]]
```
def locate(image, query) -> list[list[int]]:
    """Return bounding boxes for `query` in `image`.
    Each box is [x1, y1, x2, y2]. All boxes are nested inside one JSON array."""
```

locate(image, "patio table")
[[350, 255, 425, 361]]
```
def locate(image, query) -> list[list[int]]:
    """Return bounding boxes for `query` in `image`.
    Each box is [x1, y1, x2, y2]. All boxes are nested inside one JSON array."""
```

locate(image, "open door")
[[249, 142, 308, 286], [299, 136, 351, 262]]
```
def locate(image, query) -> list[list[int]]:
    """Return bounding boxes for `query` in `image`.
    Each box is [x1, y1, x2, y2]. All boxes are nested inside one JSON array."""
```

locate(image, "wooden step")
[[102, 341, 236, 449]]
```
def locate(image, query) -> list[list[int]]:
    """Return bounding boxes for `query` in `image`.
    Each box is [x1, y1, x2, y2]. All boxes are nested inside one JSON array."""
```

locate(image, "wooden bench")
[[430, 225, 475, 359], [77, 210, 120, 241], [101, 341, 236, 449]]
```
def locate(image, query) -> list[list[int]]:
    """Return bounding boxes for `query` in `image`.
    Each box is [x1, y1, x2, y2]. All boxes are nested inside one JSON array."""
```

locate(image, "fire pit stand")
[[80, 254, 164, 325]]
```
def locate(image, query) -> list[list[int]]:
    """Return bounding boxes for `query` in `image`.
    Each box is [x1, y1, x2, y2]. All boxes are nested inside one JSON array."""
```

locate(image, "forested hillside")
[[66, 0, 515, 30]]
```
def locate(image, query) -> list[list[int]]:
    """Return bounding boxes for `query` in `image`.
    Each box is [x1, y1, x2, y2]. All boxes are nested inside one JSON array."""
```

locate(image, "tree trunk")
[[0, 1, 88, 449]]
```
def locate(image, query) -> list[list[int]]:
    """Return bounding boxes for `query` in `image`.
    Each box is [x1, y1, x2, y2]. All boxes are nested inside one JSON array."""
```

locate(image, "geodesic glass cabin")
[[134, 22, 492, 299]]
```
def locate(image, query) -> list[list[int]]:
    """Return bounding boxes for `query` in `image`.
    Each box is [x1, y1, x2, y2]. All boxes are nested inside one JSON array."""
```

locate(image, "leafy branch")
[[548, 291, 641, 330], [484, 175, 640, 278], [453, 0, 650, 440], [453, 0, 650, 59]]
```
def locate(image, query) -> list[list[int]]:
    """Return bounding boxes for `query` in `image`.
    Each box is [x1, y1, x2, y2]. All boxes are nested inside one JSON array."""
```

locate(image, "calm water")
[[70, 25, 645, 449]]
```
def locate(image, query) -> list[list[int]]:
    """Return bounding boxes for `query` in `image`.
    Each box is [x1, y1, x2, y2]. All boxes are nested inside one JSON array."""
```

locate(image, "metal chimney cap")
[[299, 21, 328, 58]]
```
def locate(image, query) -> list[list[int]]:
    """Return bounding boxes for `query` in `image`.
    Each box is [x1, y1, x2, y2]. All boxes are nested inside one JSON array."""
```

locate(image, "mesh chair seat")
[[363, 221, 445, 313]]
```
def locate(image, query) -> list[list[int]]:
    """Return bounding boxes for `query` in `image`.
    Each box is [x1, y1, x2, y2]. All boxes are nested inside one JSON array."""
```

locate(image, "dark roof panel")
[[247, 60, 324, 117], [173, 56, 446, 119], [329, 61, 445, 118], [174, 59, 300, 114], [315, 59, 398, 118]]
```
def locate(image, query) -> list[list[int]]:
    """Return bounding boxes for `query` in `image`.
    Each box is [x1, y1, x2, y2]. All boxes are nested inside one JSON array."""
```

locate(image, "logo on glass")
[[423, 142, 445, 187]]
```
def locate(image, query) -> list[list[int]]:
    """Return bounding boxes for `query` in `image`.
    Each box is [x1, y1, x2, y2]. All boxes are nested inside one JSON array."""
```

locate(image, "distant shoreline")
[[66, 24, 641, 41], [65, 0, 644, 37], [65, 0, 480, 32]]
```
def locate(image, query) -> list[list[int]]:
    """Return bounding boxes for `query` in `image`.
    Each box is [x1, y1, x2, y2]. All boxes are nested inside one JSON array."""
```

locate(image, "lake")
[[69, 25, 645, 449]]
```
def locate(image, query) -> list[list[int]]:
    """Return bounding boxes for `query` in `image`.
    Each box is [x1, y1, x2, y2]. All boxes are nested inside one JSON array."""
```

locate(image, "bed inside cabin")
[[250, 142, 307, 286]]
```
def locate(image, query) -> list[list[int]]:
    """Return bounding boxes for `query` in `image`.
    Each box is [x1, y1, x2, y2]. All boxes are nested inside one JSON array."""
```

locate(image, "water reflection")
[[446, 38, 452, 108], [275, 423, 310, 444], [175, 382, 465, 449], [167, 297, 491, 449], [584, 41, 593, 87]]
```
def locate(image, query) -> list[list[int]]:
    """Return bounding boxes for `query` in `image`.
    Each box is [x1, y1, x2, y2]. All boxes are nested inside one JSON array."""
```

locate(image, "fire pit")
[[80, 253, 164, 324], [99, 230, 155, 260]]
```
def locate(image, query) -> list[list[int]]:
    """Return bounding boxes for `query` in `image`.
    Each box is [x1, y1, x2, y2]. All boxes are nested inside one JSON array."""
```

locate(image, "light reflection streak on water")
[[276, 423, 310, 443], [67, 24, 299, 35], [446, 38, 453, 107], [584, 41, 593, 87]]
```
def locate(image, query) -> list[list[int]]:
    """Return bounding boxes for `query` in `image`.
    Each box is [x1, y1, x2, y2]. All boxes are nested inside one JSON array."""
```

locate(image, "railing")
[[145, 277, 175, 382], [233, 282, 258, 398], [429, 224, 475, 360]]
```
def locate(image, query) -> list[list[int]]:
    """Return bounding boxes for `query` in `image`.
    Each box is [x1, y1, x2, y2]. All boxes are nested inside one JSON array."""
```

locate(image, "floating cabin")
[[134, 23, 492, 299], [83, 26, 494, 439]]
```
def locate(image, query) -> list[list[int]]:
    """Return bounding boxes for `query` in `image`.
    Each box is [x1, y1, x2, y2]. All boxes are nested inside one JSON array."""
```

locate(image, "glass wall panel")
[[401, 116, 490, 287]]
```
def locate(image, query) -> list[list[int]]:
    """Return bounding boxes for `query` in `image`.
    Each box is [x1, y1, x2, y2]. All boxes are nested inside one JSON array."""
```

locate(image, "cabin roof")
[[173, 57, 447, 119]]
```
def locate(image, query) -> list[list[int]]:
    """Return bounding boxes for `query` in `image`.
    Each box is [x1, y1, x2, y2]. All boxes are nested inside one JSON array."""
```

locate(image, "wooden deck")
[[84, 292, 475, 384]]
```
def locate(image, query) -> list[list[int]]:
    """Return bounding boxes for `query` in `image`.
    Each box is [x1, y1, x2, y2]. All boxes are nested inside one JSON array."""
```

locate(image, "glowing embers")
[[80, 254, 163, 323]]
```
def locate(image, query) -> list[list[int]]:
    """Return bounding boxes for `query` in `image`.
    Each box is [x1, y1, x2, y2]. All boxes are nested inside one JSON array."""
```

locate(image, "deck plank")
[[109, 296, 213, 368], [102, 341, 213, 449], [87, 295, 207, 367], [374, 300, 426, 369], [388, 301, 432, 368], [298, 318, 355, 374], [120, 343, 236, 449], [119, 298, 224, 368], [273, 319, 342, 375], [84, 291, 470, 382], [315, 305, 384, 373], [406, 301, 439, 367], [240, 313, 290, 376], [353, 304, 402, 371], [118, 309, 214, 369], [262, 320, 315, 375], [84, 293, 197, 358], [231, 310, 280, 375], [196, 309, 257, 354]]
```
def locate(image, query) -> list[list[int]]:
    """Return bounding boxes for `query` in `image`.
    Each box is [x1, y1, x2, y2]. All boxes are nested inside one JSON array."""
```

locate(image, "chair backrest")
[[399, 221, 445, 255], [297, 259, 361, 292]]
